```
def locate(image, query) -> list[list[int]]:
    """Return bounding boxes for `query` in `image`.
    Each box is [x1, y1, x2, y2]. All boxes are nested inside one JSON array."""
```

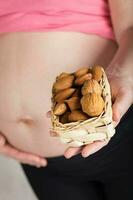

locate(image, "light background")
[[0, 155, 38, 200]]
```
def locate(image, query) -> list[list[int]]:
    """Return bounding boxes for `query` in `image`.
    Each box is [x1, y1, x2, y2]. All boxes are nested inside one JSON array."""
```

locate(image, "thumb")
[[112, 88, 132, 123], [46, 110, 51, 118], [0, 134, 6, 146]]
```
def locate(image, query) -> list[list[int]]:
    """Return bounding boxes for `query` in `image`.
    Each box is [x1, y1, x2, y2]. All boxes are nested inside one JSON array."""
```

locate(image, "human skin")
[[64, 0, 133, 159], [0, 32, 117, 167], [0, 0, 133, 167]]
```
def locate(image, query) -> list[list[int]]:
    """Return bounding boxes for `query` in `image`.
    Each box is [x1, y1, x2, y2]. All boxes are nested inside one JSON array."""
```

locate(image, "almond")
[[72, 88, 82, 97], [54, 102, 67, 115], [68, 110, 88, 122], [53, 75, 74, 93], [59, 111, 70, 124], [88, 67, 93, 73], [75, 73, 92, 86], [56, 72, 70, 80], [81, 79, 102, 95], [81, 93, 105, 117], [74, 67, 89, 77], [65, 96, 81, 111], [54, 88, 75, 102], [92, 66, 104, 82]]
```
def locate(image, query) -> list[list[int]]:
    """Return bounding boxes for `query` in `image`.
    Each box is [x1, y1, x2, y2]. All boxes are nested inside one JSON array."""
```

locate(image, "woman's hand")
[[106, 68, 133, 123], [0, 132, 47, 168], [48, 65, 133, 159], [47, 108, 109, 157], [64, 68, 133, 158]]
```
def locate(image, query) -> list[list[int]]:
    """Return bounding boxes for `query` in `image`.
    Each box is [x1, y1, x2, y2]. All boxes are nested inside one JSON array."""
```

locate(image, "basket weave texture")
[[50, 68, 116, 147]]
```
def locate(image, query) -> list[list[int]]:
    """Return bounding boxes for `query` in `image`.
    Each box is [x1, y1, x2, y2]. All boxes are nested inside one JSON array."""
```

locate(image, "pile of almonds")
[[52, 66, 105, 124]]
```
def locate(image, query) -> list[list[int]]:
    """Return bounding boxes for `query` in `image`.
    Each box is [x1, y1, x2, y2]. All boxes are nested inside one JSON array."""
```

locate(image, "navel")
[[17, 117, 35, 127]]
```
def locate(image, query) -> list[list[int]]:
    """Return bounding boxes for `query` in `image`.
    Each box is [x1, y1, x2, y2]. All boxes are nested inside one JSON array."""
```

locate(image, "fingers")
[[81, 140, 109, 158], [64, 140, 108, 159], [0, 133, 47, 167], [1, 142, 47, 168], [112, 87, 132, 123], [46, 111, 51, 118], [64, 146, 82, 159], [0, 134, 6, 146], [49, 130, 58, 136], [14, 151, 48, 168]]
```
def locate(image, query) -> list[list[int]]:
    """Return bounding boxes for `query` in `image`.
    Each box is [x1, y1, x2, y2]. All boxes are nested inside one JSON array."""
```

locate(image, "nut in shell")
[[51, 66, 115, 146], [53, 74, 74, 93], [59, 111, 70, 124], [74, 67, 89, 77], [53, 102, 67, 115], [75, 73, 92, 86], [81, 79, 102, 95], [81, 93, 105, 117], [68, 110, 89, 122], [54, 88, 76, 102], [65, 96, 81, 111], [56, 72, 70, 80], [92, 66, 104, 82], [72, 88, 82, 97]]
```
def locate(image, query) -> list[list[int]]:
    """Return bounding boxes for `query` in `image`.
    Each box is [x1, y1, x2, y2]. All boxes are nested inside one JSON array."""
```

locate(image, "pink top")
[[0, 0, 115, 40]]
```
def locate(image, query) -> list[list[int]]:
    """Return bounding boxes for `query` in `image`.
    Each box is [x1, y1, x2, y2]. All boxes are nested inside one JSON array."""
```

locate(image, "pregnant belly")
[[0, 116, 68, 157], [0, 32, 117, 157]]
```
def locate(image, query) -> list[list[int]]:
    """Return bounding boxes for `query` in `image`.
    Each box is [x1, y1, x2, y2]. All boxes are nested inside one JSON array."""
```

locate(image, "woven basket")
[[50, 68, 116, 147]]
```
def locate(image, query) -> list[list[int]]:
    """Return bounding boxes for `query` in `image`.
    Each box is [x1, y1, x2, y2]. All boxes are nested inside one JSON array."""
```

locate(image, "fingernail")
[[41, 161, 47, 167], [65, 155, 72, 159], [82, 154, 88, 158], [82, 152, 90, 158], [0, 139, 4, 145], [64, 152, 73, 159], [50, 130, 57, 137], [36, 165, 41, 168], [46, 111, 51, 118]]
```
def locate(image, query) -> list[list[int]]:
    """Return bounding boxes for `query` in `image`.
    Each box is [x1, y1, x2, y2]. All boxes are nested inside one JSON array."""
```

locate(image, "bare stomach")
[[0, 32, 117, 157]]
